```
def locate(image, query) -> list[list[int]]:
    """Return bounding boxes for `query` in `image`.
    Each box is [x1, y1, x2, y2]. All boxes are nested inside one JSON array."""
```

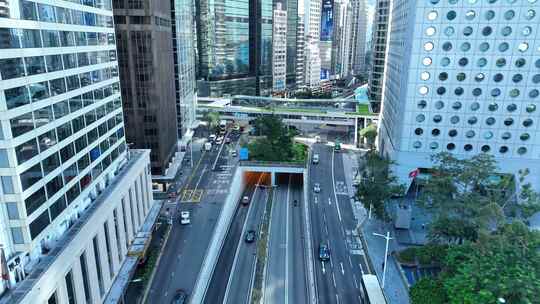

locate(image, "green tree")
[[247, 115, 300, 162], [355, 151, 404, 221], [419, 152, 512, 242], [202, 111, 220, 133], [359, 124, 377, 149], [410, 278, 448, 304], [441, 222, 540, 304]]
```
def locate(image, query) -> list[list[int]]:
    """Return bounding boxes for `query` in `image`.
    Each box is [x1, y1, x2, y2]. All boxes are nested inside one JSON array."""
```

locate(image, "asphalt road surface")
[[309, 144, 368, 304], [264, 173, 308, 304], [146, 131, 240, 304]]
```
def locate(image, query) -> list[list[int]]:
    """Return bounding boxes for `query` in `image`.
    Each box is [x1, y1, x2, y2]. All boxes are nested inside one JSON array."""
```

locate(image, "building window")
[[11, 227, 24, 244], [80, 252, 93, 303], [104, 221, 116, 278], [92, 236, 105, 296], [47, 291, 58, 304], [65, 270, 77, 304]]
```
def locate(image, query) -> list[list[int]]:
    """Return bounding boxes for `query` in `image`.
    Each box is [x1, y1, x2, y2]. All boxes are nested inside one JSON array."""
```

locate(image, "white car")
[[242, 196, 250, 205], [312, 154, 319, 164], [180, 211, 190, 225], [315, 135, 321, 143], [313, 183, 321, 193], [209, 134, 216, 142]]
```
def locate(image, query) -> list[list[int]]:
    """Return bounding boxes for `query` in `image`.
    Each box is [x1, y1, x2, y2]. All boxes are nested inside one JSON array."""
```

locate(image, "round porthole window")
[[465, 10, 476, 20], [496, 58, 506, 67], [420, 72, 430, 81], [501, 26, 512, 36], [463, 26, 473, 36], [502, 132, 511, 140], [444, 27, 454, 36], [416, 114, 426, 122], [422, 57, 432, 66], [515, 58, 526, 67], [431, 129, 440, 136], [493, 73, 504, 82], [474, 73, 485, 82], [525, 9, 535, 20], [437, 87, 446, 95], [499, 146, 509, 154], [452, 101, 462, 110], [479, 42, 490, 52], [427, 11, 438, 21], [526, 104, 536, 113], [485, 10, 495, 20], [488, 103, 498, 111], [447, 11, 457, 20], [450, 116, 460, 124], [430, 142, 439, 150], [456, 73, 466, 81], [458, 58, 468, 66], [470, 102, 480, 111], [483, 27, 493, 36], [433, 115, 442, 123], [425, 27, 436, 36], [504, 10, 515, 20], [424, 42, 435, 51], [481, 145, 491, 153], [413, 141, 422, 149], [460, 43, 471, 52], [509, 89, 520, 98], [442, 42, 452, 51], [523, 119, 533, 127], [472, 88, 482, 96], [448, 129, 458, 137], [512, 74, 523, 83], [454, 87, 464, 96], [435, 100, 444, 109], [477, 58, 487, 67], [466, 130, 476, 138], [498, 42, 509, 52], [440, 57, 450, 67], [468, 116, 478, 125], [529, 89, 539, 98], [504, 118, 514, 126], [419, 86, 429, 95], [532, 74, 540, 84], [486, 117, 496, 125], [439, 72, 448, 81], [507, 104, 517, 112], [447, 143, 455, 151], [522, 26, 532, 36], [491, 88, 501, 97], [484, 131, 493, 139], [535, 59, 540, 68], [464, 144, 473, 152], [417, 100, 427, 109], [414, 128, 423, 135], [520, 133, 530, 141], [518, 42, 529, 52], [517, 147, 527, 155]]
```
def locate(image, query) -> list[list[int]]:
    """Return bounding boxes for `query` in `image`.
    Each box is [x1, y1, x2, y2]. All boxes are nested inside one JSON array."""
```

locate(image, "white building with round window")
[[379, 0, 540, 190]]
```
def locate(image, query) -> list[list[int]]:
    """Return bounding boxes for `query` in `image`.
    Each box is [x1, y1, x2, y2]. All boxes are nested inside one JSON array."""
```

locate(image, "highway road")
[[309, 143, 369, 304], [264, 173, 308, 304], [220, 182, 269, 304], [146, 130, 241, 303]]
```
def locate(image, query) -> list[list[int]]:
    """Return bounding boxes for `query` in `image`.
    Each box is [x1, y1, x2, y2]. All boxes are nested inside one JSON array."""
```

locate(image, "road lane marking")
[[285, 174, 291, 304], [325, 225, 329, 235], [336, 294, 340, 304], [340, 262, 344, 275], [330, 257, 333, 269], [328, 197, 332, 205], [348, 255, 353, 268], [321, 261, 326, 274], [332, 273, 336, 287], [353, 276, 359, 289], [336, 200, 343, 222], [314, 196, 318, 204]]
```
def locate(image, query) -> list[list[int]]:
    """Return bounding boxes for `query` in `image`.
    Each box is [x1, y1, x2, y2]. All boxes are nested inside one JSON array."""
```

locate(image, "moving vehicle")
[[315, 135, 321, 143], [362, 274, 387, 304], [216, 136, 224, 145], [204, 142, 212, 151], [318, 243, 330, 261], [180, 211, 190, 225], [171, 289, 188, 304], [242, 196, 250, 205], [225, 137, 231, 144], [245, 230, 256, 243], [312, 154, 319, 164], [313, 183, 321, 193], [334, 142, 341, 152], [233, 124, 240, 132], [231, 150, 237, 157], [219, 120, 227, 134], [209, 134, 216, 142]]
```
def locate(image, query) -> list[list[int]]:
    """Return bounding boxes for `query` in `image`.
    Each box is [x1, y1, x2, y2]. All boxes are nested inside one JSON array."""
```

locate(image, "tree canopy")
[[202, 111, 220, 132], [247, 115, 303, 162], [359, 124, 377, 149], [355, 150, 404, 220]]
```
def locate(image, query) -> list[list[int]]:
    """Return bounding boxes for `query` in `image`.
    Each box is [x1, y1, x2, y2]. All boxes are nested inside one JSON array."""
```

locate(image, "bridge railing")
[[239, 160, 307, 168]]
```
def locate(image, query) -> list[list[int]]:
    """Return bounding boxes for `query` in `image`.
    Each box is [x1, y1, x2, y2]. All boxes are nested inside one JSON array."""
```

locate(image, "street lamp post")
[[373, 231, 393, 288]]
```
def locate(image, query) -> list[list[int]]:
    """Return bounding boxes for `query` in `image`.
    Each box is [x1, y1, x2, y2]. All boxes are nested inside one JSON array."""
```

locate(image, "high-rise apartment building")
[[171, 0, 197, 138], [295, 15, 306, 88], [0, 0, 155, 302], [367, 0, 389, 112], [304, 0, 321, 89], [379, 0, 540, 190], [331, 0, 352, 78], [319, 0, 333, 80], [113, 0, 178, 176], [286, 0, 304, 89], [250, 0, 274, 96], [272, 2, 288, 92], [349, 0, 367, 75]]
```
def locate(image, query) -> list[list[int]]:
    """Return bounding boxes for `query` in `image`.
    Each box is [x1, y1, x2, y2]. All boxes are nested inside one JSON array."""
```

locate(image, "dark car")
[[245, 230, 256, 243], [319, 243, 330, 261], [171, 289, 188, 304]]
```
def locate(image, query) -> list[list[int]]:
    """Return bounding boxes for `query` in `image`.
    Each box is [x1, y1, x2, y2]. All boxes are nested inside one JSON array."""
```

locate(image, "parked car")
[[171, 289, 188, 304], [313, 183, 321, 193], [312, 154, 319, 164], [180, 211, 190, 225], [319, 243, 330, 261], [242, 196, 250, 205], [245, 230, 256, 243]]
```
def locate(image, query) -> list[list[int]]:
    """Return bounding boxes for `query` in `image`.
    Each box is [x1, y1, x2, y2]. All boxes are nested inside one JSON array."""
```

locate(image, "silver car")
[[313, 183, 321, 193]]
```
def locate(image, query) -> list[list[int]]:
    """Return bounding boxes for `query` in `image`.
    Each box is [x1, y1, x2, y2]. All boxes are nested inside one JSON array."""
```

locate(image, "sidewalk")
[[341, 150, 410, 304]]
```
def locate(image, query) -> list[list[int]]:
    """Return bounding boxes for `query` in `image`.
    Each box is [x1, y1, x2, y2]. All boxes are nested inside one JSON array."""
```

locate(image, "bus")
[[361, 274, 387, 304], [219, 120, 227, 134]]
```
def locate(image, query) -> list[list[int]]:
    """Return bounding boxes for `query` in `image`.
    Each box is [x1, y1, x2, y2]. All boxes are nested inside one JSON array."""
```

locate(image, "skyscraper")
[[319, 0, 333, 80], [304, 0, 322, 89], [171, 0, 197, 139], [349, 0, 367, 75], [286, 0, 305, 89], [0, 0, 155, 302], [331, 0, 352, 78], [272, 2, 288, 92], [113, 0, 178, 176], [379, 0, 540, 190], [367, 0, 389, 112]]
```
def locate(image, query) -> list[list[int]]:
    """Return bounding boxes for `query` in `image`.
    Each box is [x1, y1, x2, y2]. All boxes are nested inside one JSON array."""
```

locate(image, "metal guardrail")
[[239, 160, 307, 168]]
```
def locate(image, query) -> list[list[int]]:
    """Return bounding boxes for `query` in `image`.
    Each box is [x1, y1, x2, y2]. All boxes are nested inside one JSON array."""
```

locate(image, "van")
[[204, 142, 212, 151], [312, 154, 319, 164]]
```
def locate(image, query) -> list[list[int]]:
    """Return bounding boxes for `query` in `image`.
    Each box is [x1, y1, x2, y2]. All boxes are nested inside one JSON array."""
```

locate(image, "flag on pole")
[[408, 168, 420, 179]]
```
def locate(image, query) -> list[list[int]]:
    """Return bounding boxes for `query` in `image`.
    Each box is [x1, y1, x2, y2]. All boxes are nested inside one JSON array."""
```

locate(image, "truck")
[[204, 142, 212, 151]]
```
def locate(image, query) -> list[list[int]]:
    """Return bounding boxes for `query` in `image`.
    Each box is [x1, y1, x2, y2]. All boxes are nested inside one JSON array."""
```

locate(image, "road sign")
[[239, 148, 249, 160]]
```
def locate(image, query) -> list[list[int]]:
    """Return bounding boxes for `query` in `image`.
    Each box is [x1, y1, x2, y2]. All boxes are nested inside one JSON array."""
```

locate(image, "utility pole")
[[373, 231, 393, 288]]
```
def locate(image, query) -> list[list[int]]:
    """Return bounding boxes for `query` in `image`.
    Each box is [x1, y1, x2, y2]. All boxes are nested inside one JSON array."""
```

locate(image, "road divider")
[[304, 153, 318, 304]]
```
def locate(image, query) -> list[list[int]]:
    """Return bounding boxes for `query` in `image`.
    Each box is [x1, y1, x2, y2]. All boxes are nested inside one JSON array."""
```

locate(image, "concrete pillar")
[[271, 172, 276, 187], [354, 117, 358, 147]]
